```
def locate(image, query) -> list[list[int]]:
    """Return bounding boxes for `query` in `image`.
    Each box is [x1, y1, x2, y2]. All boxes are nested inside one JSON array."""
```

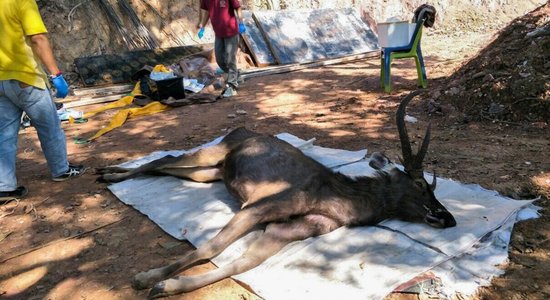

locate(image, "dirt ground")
[[1, 4, 549, 300]]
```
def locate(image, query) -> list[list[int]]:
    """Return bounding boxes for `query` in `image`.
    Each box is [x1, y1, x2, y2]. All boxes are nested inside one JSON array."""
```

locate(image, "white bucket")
[[377, 21, 416, 48]]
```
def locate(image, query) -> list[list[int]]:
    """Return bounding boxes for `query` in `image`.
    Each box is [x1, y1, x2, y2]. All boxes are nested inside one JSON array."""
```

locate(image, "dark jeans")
[[214, 34, 239, 89]]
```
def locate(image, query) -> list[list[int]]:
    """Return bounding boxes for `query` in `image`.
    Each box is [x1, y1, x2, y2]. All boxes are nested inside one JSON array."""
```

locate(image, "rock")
[[482, 73, 495, 83], [526, 25, 550, 38], [447, 87, 460, 96], [94, 235, 107, 246], [472, 71, 486, 79], [107, 236, 123, 248], [227, 113, 237, 118], [488, 102, 505, 115], [404, 115, 418, 123], [158, 240, 181, 250], [428, 100, 442, 114]]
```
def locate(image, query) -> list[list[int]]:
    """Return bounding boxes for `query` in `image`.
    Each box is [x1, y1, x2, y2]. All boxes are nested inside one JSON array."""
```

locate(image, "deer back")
[[222, 135, 331, 208]]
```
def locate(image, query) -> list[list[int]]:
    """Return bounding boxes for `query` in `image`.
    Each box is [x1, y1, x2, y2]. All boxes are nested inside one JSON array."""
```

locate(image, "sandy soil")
[[1, 5, 549, 300]]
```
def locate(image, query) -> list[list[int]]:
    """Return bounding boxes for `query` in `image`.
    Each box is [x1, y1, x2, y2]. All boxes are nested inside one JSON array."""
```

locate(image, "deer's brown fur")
[[97, 91, 456, 299]]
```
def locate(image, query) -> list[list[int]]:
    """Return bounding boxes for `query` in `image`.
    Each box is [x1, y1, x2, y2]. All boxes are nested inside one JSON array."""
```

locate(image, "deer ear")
[[369, 152, 392, 170]]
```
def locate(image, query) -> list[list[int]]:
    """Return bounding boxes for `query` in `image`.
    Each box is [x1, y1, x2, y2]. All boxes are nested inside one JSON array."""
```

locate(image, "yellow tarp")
[[80, 73, 172, 141], [87, 101, 170, 141], [82, 83, 142, 120]]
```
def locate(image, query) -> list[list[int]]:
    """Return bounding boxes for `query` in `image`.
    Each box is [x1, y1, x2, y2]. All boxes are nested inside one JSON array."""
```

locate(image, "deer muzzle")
[[424, 209, 457, 228]]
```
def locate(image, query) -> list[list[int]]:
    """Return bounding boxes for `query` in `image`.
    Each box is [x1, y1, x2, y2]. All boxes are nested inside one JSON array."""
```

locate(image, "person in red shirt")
[[198, 0, 245, 98]]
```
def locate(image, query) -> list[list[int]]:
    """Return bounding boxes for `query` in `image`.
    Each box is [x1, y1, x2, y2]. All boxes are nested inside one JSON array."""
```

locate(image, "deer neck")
[[327, 172, 399, 224]]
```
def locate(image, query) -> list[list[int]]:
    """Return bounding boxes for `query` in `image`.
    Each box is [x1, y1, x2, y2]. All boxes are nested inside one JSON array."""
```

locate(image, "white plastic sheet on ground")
[[108, 133, 537, 300]]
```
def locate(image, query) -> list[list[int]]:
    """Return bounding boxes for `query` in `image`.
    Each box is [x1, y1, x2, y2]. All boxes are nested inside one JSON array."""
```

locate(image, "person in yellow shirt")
[[0, 0, 86, 203]]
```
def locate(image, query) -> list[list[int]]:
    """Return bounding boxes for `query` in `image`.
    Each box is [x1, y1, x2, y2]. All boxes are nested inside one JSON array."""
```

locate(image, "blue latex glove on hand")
[[52, 74, 69, 98], [239, 23, 246, 34], [198, 27, 205, 39]]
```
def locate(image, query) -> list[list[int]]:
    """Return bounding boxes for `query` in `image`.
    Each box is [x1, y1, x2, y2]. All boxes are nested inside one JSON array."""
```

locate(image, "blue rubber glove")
[[198, 27, 205, 39], [238, 23, 246, 34], [52, 74, 69, 98]]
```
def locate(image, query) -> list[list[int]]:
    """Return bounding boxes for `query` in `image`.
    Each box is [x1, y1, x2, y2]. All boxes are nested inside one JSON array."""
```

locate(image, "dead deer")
[[97, 90, 456, 299]]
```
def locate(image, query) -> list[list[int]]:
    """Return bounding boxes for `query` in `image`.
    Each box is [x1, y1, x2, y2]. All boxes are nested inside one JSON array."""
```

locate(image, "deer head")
[[370, 91, 456, 228]]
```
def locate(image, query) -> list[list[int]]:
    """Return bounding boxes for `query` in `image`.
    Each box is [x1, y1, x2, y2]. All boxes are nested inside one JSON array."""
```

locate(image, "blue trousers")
[[0, 80, 69, 191]]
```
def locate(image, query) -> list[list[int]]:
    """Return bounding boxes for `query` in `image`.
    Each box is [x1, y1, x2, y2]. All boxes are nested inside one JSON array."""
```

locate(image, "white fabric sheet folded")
[[109, 133, 535, 299]]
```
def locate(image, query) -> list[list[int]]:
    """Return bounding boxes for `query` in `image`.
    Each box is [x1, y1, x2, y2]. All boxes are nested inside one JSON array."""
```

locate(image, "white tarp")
[[108, 133, 536, 299]]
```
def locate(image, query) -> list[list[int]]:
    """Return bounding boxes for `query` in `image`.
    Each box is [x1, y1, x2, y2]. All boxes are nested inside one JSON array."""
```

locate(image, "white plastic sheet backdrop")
[[108, 133, 538, 299]]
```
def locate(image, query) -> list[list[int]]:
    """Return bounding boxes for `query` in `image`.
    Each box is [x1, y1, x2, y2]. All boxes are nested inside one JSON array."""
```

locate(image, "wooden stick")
[[242, 51, 379, 76], [0, 217, 126, 263], [242, 63, 300, 74], [241, 51, 379, 80], [252, 13, 282, 65], [71, 84, 134, 97], [63, 94, 128, 109], [240, 12, 275, 67], [241, 33, 273, 68]]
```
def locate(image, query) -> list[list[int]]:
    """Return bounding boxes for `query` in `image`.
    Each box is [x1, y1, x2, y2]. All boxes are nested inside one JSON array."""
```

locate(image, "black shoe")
[[0, 186, 28, 203], [53, 164, 87, 182]]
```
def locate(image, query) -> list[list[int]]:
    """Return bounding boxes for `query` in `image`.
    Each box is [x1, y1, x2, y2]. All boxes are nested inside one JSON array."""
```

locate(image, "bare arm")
[[196, 0, 201, 28], [235, 7, 243, 23], [29, 33, 61, 75], [198, 8, 210, 28], [196, 6, 202, 28]]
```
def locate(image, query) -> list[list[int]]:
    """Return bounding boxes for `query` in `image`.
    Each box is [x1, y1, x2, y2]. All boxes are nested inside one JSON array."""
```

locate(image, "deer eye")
[[414, 179, 427, 190]]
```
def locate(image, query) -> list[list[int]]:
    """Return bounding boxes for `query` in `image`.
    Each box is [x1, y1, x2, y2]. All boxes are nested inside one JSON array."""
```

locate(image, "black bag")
[[133, 66, 186, 101], [154, 77, 186, 100]]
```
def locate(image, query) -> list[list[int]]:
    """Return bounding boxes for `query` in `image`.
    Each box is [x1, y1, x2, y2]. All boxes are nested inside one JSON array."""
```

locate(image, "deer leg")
[[150, 166, 223, 182], [147, 214, 340, 299], [159, 144, 231, 169], [133, 192, 303, 290], [100, 143, 231, 182], [99, 155, 184, 182], [133, 207, 265, 290], [95, 166, 130, 174]]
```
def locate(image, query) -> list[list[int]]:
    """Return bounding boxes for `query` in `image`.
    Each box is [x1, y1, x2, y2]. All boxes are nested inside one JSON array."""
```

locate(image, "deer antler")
[[396, 90, 431, 179], [430, 171, 437, 191]]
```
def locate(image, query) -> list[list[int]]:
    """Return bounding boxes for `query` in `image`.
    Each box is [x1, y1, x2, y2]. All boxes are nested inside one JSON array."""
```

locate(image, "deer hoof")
[[147, 277, 189, 299], [95, 166, 128, 174], [100, 173, 125, 183], [147, 281, 169, 299], [133, 270, 162, 290], [95, 175, 109, 183]]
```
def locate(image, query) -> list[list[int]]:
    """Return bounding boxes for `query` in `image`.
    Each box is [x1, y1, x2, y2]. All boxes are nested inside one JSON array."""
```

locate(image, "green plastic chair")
[[380, 20, 427, 92]]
